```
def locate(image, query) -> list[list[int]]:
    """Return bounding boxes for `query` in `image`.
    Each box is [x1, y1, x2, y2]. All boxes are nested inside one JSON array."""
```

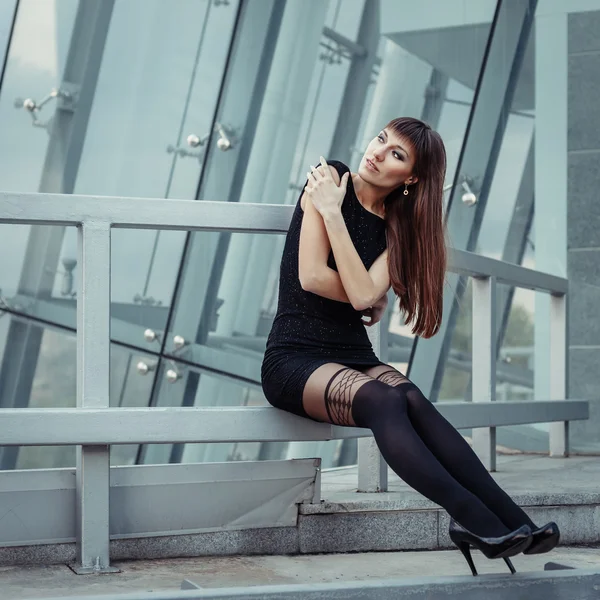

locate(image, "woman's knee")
[[354, 381, 409, 414], [401, 385, 435, 417]]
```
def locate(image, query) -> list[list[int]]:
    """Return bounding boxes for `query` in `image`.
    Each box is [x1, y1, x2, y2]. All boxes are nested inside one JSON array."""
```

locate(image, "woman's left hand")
[[361, 293, 388, 327], [306, 156, 350, 219]]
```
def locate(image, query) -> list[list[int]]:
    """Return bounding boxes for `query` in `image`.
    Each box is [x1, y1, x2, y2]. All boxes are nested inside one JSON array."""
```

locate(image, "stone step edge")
[[301, 492, 600, 514]]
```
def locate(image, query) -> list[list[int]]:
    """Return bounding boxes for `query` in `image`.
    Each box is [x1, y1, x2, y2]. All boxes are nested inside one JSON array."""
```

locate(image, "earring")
[[404, 183, 409, 196]]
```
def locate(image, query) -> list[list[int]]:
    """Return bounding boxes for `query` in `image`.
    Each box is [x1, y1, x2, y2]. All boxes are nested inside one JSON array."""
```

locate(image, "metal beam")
[[408, 0, 538, 400], [0, 400, 588, 446]]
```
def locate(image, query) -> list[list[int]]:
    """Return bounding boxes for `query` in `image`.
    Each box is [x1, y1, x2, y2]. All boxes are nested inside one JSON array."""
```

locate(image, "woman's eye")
[[377, 134, 384, 141], [393, 152, 403, 160]]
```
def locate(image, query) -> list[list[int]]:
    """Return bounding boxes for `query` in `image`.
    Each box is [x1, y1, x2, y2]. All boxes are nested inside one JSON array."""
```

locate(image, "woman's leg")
[[361, 364, 536, 532], [302, 363, 511, 537]]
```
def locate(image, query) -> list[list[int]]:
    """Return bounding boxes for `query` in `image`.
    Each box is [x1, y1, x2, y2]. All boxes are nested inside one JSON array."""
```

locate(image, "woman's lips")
[[366, 158, 378, 172]]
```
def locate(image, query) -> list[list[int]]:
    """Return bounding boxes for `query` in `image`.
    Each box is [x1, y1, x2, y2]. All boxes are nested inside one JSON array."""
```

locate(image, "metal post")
[[358, 321, 388, 492], [73, 222, 117, 574], [472, 276, 497, 471], [549, 292, 568, 457]]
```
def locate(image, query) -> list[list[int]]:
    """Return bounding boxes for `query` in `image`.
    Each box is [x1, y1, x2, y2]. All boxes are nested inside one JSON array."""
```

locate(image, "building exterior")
[[0, 0, 598, 474]]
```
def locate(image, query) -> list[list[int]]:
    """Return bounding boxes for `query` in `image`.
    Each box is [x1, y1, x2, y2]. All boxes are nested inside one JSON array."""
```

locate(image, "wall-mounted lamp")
[[443, 175, 477, 207]]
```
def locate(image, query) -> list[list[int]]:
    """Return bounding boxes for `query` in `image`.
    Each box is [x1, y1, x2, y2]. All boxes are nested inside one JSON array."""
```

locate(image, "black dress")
[[261, 160, 388, 420]]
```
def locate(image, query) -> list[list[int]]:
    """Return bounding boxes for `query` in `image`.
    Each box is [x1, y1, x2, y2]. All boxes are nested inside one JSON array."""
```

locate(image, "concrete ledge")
[[0, 528, 299, 567], [298, 510, 439, 553], [299, 490, 600, 513], [3, 499, 599, 567], [26, 568, 600, 600]]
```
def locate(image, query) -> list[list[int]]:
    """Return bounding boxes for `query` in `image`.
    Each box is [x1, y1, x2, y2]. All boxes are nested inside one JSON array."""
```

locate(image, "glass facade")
[[1, 0, 593, 469]]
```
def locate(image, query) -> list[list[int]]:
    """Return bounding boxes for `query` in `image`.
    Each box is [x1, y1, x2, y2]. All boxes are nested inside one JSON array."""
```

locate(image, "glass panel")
[[0, 1, 17, 68], [437, 82, 476, 194], [0, 0, 78, 191], [0, 1, 241, 349], [438, 277, 473, 402], [407, 1, 537, 404], [0, 314, 159, 469], [477, 116, 534, 262], [496, 285, 538, 452], [326, 0, 366, 42], [110, 345, 159, 466], [0, 0, 78, 301], [64, 0, 239, 347], [140, 358, 268, 466]]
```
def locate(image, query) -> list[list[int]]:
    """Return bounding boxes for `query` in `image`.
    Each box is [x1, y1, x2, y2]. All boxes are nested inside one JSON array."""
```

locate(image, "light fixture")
[[443, 175, 478, 206]]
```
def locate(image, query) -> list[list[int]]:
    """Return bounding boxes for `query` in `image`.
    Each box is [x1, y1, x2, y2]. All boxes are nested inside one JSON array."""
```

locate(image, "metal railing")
[[0, 191, 588, 573]]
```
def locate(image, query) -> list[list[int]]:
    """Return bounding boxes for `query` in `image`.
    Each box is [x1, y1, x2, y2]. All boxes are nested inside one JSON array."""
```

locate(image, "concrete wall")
[[567, 10, 600, 451]]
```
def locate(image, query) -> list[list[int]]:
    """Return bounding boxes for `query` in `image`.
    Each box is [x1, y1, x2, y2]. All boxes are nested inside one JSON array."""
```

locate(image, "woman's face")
[[358, 128, 417, 189]]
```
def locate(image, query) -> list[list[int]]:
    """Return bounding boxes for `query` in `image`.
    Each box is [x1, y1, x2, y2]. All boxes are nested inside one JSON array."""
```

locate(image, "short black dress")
[[261, 160, 388, 420]]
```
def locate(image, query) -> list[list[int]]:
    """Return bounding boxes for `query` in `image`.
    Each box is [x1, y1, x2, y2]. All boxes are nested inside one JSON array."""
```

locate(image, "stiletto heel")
[[449, 519, 532, 576], [503, 557, 516, 574], [457, 541, 478, 576]]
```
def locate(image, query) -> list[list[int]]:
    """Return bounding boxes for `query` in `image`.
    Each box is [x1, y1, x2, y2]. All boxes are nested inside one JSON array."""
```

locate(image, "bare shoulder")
[[300, 163, 342, 211], [314, 163, 341, 184]]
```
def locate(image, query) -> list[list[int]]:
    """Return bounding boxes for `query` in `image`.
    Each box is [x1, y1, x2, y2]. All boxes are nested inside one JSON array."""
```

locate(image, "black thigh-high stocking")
[[347, 377, 510, 537], [374, 370, 536, 532]]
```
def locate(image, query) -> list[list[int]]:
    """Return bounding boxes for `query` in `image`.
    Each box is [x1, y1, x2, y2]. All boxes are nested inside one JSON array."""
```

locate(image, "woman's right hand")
[[305, 157, 349, 220]]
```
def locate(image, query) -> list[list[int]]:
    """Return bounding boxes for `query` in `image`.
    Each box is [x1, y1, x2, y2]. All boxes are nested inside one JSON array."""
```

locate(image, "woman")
[[261, 117, 558, 576]]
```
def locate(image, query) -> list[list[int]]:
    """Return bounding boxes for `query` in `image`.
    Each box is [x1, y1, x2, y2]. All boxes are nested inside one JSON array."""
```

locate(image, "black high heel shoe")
[[449, 519, 533, 576], [523, 522, 560, 555]]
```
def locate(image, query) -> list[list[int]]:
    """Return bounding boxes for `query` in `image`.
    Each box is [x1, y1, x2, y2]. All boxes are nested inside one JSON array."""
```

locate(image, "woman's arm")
[[323, 215, 390, 310], [304, 158, 390, 311], [298, 167, 352, 303]]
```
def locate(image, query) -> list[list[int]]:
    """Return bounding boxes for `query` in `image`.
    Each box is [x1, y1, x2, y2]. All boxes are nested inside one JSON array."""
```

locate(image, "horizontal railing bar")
[[448, 248, 568, 295], [0, 193, 566, 294], [0, 194, 293, 233], [0, 401, 588, 445]]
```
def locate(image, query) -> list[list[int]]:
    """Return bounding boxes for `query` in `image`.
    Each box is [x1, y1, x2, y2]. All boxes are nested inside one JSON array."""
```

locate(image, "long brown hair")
[[383, 117, 447, 339]]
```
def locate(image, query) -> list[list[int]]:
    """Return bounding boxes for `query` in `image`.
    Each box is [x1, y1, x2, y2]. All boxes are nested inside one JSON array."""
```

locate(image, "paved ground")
[[3, 546, 600, 599], [318, 453, 600, 509], [3, 454, 600, 599]]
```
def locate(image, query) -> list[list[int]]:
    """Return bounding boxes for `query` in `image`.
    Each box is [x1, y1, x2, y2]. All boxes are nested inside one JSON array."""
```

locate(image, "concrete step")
[[298, 454, 600, 553]]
